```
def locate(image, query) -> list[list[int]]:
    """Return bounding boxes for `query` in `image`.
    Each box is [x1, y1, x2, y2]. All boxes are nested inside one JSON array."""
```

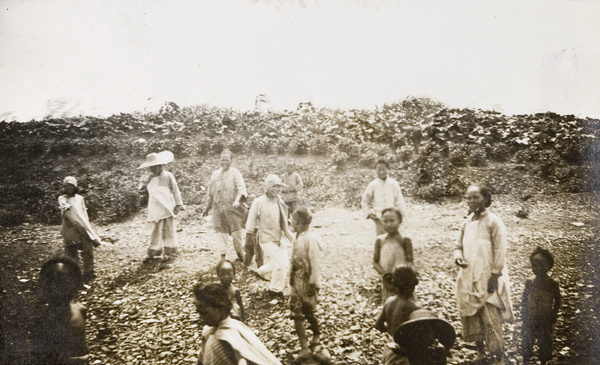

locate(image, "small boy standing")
[[281, 161, 303, 217], [373, 208, 414, 303], [59, 176, 102, 282], [289, 207, 324, 356], [216, 260, 245, 322], [33, 254, 89, 364], [138, 151, 184, 261], [521, 247, 561, 365]]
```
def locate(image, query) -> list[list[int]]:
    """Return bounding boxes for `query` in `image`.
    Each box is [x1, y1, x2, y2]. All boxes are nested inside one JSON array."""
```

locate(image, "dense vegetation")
[[1, 98, 598, 226]]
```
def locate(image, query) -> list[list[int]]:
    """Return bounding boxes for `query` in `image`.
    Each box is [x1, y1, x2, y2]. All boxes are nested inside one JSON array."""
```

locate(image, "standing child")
[[32, 254, 89, 364], [216, 260, 245, 322], [59, 176, 102, 282], [374, 265, 422, 365], [454, 185, 514, 365], [281, 161, 303, 217], [373, 207, 414, 303], [289, 207, 324, 356], [521, 247, 561, 365], [138, 151, 184, 261]]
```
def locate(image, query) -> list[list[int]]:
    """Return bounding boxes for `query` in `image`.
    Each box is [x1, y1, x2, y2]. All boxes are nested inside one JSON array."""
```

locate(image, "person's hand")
[[487, 273, 500, 293], [455, 257, 468, 268], [366, 212, 377, 220], [202, 207, 210, 217], [233, 200, 240, 208], [174, 205, 184, 215], [307, 283, 318, 296]]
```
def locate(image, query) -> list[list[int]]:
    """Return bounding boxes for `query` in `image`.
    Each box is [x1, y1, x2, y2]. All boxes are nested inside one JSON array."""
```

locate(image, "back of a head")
[[39, 254, 82, 305], [392, 265, 419, 295], [193, 282, 232, 311]]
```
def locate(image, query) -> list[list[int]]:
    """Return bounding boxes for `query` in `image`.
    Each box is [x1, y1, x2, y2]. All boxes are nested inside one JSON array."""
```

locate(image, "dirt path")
[[1, 194, 599, 364]]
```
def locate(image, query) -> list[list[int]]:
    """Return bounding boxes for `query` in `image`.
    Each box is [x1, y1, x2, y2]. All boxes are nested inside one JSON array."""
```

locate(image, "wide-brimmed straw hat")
[[138, 151, 174, 169], [393, 308, 456, 350]]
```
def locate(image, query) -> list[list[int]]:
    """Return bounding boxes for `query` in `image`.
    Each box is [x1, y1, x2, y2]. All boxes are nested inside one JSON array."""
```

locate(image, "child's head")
[[62, 176, 78, 195], [381, 208, 402, 233], [465, 184, 492, 213], [193, 282, 232, 326], [291, 207, 312, 232], [392, 265, 419, 296], [39, 254, 82, 306], [375, 159, 389, 180], [530, 246, 554, 276], [264, 174, 284, 198], [286, 160, 295, 174], [216, 259, 236, 287], [220, 149, 233, 170]]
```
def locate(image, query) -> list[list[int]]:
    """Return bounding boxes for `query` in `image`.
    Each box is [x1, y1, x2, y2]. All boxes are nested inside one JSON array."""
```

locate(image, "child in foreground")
[[289, 207, 324, 357], [216, 260, 245, 322], [373, 207, 414, 303], [521, 247, 561, 365], [32, 254, 89, 364], [59, 176, 102, 282]]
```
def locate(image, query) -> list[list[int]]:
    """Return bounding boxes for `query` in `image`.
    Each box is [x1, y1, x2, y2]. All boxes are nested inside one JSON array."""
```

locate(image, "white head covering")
[[263, 174, 285, 192], [63, 176, 77, 187]]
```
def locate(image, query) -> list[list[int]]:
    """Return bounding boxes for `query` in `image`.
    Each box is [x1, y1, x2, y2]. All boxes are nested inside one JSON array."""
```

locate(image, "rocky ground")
[[1, 193, 599, 364]]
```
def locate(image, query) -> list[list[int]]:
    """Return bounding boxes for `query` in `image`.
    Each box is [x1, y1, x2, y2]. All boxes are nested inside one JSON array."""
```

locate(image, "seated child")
[[375, 265, 421, 365], [32, 254, 89, 364], [373, 208, 414, 303], [216, 260, 245, 322], [521, 247, 561, 365]]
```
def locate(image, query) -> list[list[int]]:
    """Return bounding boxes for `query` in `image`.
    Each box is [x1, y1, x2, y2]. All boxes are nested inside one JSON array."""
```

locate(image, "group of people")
[[41, 151, 561, 364]]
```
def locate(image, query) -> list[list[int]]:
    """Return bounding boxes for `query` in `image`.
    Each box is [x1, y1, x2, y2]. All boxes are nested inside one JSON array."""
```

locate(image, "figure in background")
[[373, 208, 414, 303], [32, 254, 89, 364], [204, 150, 247, 261], [361, 159, 408, 236], [59, 176, 102, 282], [521, 247, 561, 365], [138, 151, 184, 261], [246, 174, 294, 299], [281, 160, 303, 217], [454, 185, 513, 365], [193, 283, 282, 365]]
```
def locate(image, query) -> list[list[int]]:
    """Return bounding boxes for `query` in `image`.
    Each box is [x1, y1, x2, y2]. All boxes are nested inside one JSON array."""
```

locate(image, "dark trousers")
[[65, 241, 94, 276], [243, 232, 263, 268]]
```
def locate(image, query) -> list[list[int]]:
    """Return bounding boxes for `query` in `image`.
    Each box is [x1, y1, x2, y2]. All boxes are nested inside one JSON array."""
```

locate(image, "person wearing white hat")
[[203, 149, 248, 261], [245, 174, 294, 298], [138, 151, 184, 261], [58, 176, 102, 281]]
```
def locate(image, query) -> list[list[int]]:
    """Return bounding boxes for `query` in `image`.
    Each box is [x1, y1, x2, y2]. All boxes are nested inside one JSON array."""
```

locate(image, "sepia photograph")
[[1, 1, 599, 364]]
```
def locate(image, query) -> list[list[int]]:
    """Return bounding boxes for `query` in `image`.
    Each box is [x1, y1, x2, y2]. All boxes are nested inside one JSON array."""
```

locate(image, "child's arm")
[[168, 173, 185, 214], [521, 280, 531, 322], [58, 195, 71, 212], [233, 169, 247, 207], [295, 173, 303, 192], [235, 289, 245, 322], [245, 200, 259, 233], [403, 237, 414, 265], [454, 222, 467, 267], [308, 237, 323, 291], [552, 280, 561, 324], [374, 306, 387, 333], [361, 182, 375, 218], [373, 238, 385, 276]]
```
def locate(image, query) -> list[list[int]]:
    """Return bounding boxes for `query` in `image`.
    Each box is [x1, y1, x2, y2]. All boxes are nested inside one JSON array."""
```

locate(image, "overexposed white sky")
[[1, 0, 599, 121]]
